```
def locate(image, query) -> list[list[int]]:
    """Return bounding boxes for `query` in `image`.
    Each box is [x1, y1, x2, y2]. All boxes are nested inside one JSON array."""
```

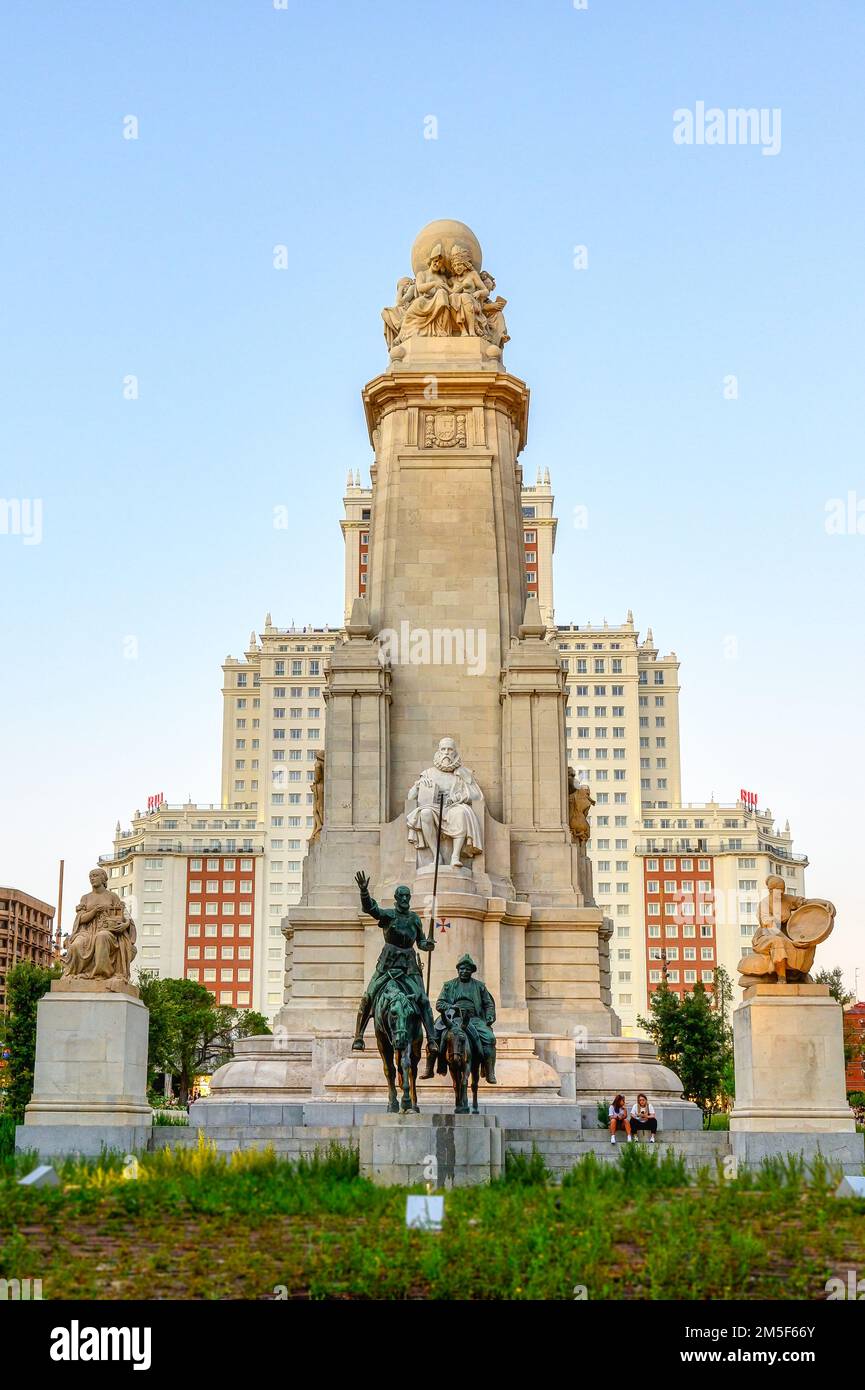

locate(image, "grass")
[[2, 1134, 864, 1300]]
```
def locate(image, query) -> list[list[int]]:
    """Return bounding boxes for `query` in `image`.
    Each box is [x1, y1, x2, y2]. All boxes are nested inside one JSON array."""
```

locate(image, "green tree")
[[235, 1010, 271, 1038], [637, 976, 681, 1073], [677, 984, 727, 1124], [813, 970, 857, 1065], [712, 965, 735, 1108], [2, 961, 61, 1123], [639, 979, 730, 1125], [814, 967, 854, 1007], [140, 977, 271, 1104]]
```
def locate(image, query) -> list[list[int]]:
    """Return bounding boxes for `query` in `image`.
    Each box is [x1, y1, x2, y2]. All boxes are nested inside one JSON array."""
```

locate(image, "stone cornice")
[[362, 370, 530, 453]]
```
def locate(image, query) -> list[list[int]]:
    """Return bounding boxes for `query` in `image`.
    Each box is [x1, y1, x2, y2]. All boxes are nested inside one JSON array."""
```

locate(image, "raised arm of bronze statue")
[[355, 869, 380, 921]]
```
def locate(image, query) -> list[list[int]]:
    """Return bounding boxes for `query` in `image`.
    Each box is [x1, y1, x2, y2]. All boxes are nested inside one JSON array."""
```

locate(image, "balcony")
[[757, 841, 808, 864], [635, 841, 709, 855], [99, 843, 265, 865]]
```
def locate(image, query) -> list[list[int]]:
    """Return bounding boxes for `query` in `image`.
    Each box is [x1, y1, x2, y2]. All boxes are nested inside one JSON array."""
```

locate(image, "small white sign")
[[835, 1176, 865, 1199], [406, 1195, 444, 1231], [18, 1165, 60, 1189]]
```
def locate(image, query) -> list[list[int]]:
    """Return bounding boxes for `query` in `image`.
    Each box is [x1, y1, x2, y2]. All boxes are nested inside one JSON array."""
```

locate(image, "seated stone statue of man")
[[423, 952, 497, 1083], [352, 871, 438, 1060], [406, 737, 484, 868], [738, 874, 815, 985]]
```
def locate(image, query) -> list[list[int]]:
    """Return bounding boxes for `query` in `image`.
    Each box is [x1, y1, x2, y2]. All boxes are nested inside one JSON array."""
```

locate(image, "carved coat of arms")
[[424, 411, 467, 449]]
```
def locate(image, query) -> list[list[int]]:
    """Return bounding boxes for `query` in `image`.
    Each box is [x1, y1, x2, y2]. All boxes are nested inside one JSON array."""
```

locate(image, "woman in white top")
[[608, 1094, 632, 1144], [629, 1093, 657, 1142]]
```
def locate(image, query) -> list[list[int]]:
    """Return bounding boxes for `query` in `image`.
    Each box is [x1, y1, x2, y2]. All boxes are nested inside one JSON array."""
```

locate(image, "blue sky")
[[1, 1, 863, 991]]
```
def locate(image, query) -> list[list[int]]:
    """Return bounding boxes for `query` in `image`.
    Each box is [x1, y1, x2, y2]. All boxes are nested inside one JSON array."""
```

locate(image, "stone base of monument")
[[729, 983, 863, 1171], [16, 987, 151, 1157], [730, 1130, 864, 1169], [197, 1027, 703, 1132], [15, 1122, 154, 1158], [321, 1030, 563, 1104], [358, 1112, 503, 1187]]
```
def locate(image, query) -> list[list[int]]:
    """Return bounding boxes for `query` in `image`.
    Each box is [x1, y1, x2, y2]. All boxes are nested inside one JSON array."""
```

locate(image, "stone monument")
[[200, 220, 697, 1136], [730, 876, 860, 1168], [17, 866, 151, 1157]]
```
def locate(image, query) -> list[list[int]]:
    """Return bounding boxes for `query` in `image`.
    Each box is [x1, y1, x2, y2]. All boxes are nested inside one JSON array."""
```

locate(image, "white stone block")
[[23, 990, 150, 1127], [730, 989, 855, 1133]]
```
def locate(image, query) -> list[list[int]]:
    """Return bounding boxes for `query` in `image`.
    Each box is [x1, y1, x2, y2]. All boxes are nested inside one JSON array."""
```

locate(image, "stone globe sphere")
[[411, 220, 483, 275]]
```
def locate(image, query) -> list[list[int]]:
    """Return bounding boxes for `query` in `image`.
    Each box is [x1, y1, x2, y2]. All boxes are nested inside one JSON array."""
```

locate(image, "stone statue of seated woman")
[[62, 866, 137, 989]]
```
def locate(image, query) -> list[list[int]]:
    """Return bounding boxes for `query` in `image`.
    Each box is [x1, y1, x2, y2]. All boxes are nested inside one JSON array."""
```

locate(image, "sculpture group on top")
[[382, 238, 509, 351]]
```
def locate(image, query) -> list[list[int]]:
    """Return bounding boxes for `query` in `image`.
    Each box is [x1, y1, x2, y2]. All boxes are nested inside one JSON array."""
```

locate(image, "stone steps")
[[153, 1122, 729, 1173]]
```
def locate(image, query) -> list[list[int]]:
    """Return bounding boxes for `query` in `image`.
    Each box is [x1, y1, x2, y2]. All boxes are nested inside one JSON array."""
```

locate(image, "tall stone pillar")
[[361, 339, 528, 821], [275, 597, 391, 1037]]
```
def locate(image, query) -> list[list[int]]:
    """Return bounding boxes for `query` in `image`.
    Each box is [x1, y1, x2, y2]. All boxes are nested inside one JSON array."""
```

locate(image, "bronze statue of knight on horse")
[[352, 872, 499, 1115], [352, 870, 438, 1113]]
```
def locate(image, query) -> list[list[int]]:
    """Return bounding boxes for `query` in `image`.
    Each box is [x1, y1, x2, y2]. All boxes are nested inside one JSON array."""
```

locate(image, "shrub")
[[503, 1146, 549, 1186], [2, 961, 61, 1123]]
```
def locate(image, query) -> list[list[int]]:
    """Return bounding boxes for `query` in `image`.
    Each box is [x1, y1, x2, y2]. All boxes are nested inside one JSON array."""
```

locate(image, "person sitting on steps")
[[609, 1094, 632, 1144], [629, 1093, 657, 1143]]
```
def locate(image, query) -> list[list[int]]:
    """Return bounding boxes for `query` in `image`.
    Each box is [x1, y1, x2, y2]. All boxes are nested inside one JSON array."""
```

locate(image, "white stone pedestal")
[[359, 1111, 503, 1187], [322, 1030, 562, 1104], [17, 987, 151, 1157], [730, 984, 863, 1171]]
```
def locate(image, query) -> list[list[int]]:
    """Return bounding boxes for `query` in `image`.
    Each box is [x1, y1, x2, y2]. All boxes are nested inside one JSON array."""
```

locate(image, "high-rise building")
[[100, 806, 265, 1012], [558, 620, 684, 1030], [635, 801, 807, 1012], [0, 888, 56, 1010], [220, 618, 338, 1016]]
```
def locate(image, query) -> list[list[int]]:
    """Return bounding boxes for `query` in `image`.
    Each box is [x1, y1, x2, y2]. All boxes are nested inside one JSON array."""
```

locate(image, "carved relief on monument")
[[423, 410, 467, 449], [381, 220, 509, 355], [567, 767, 595, 845], [309, 750, 325, 844], [406, 738, 485, 869]]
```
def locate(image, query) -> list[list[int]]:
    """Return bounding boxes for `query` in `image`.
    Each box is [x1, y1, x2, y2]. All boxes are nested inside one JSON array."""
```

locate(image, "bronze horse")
[[374, 981, 423, 1113], [441, 1005, 483, 1114]]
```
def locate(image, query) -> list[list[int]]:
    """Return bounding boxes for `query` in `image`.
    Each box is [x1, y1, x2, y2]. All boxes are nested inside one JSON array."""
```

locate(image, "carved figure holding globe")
[[382, 219, 508, 353]]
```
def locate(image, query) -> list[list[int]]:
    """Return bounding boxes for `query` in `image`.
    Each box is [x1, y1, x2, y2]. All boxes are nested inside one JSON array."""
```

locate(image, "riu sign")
[[147, 792, 165, 814], [740, 788, 759, 811]]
